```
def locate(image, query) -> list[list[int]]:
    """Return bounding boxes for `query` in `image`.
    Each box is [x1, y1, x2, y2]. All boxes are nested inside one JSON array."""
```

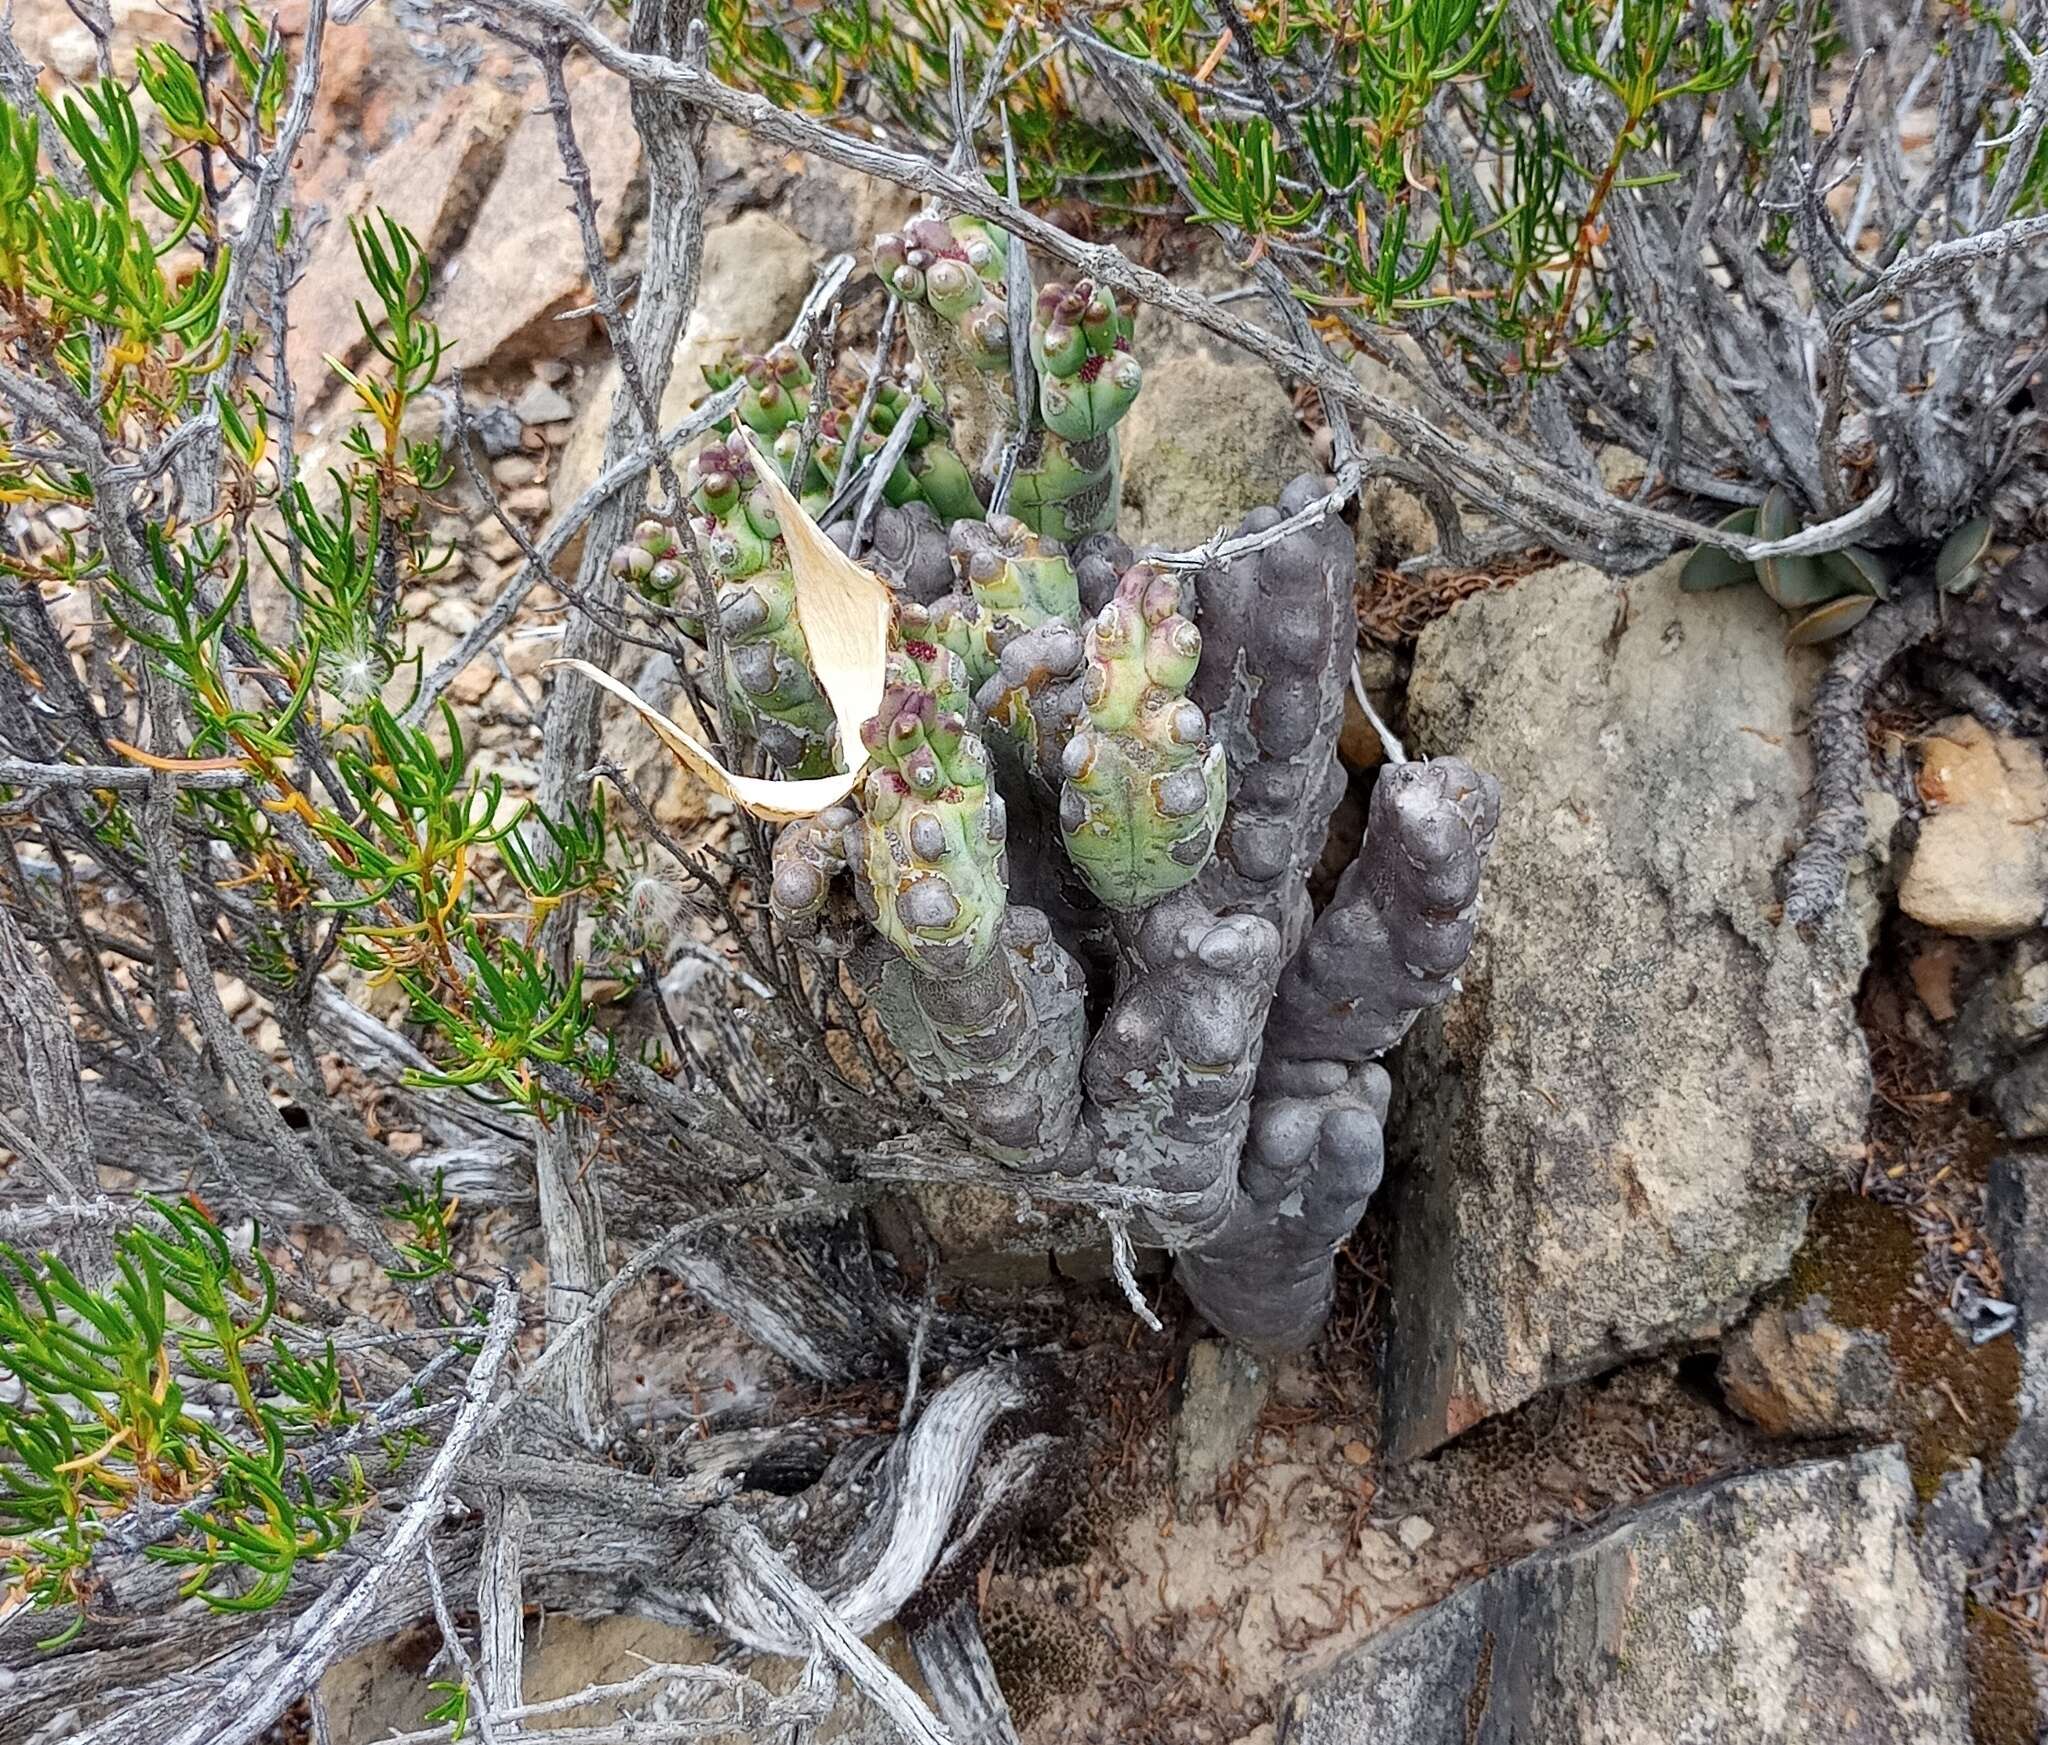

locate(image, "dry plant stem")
[[784, 300, 838, 493], [214, 0, 327, 381], [364, 1662, 793, 1745], [1781, 582, 1940, 925], [424, 1536, 500, 1745], [480, 1487, 532, 1727], [483, 1188, 865, 1435], [908, 1601, 1023, 1745], [834, 294, 902, 498], [76, 1285, 520, 1745], [526, 0, 708, 1449], [0, 757, 252, 791], [0, 901, 111, 1281], [704, 1510, 955, 1745]]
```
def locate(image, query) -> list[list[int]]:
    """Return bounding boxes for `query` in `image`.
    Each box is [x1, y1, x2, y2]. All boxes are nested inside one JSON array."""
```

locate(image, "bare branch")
[[703, 1510, 956, 1745]]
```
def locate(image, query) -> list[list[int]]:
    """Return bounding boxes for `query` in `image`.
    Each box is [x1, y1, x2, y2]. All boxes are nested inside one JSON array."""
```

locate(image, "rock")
[[1910, 938, 1964, 1021], [1173, 1340, 1270, 1511], [1395, 1515, 1435, 1551], [1723, 1192, 2019, 1505], [47, 24, 96, 78], [515, 381, 576, 427], [470, 403, 528, 460], [438, 67, 646, 369], [473, 518, 522, 564], [1952, 939, 2048, 1141], [1279, 1447, 1968, 1745], [502, 485, 553, 521], [1116, 316, 1315, 550], [1991, 1053, 2048, 1141], [286, 82, 525, 397], [1986, 1151, 2048, 1511], [1898, 717, 2048, 938], [596, 652, 712, 831], [492, 454, 543, 489], [448, 660, 498, 709], [1383, 555, 1871, 1459], [1718, 1294, 1897, 1437], [552, 212, 815, 548], [782, 154, 918, 256], [427, 599, 480, 636]]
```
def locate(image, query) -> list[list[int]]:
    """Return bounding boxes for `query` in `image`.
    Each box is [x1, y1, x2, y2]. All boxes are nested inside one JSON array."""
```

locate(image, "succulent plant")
[[701, 341, 986, 525], [1679, 484, 1925, 645], [705, 214, 1500, 1355], [1057, 563, 1226, 912], [1028, 279, 1141, 445], [851, 642, 1010, 979], [607, 514, 690, 611], [715, 342, 813, 443], [876, 215, 1018, 467], [952, 514, 1082, 636], [608, 438, 840, 778], [866, 218, 1141, 544]]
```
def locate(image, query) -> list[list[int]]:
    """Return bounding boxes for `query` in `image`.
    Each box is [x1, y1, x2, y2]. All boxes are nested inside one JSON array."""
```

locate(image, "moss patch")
[[1967, 1600, 2039, 1745], [1784, 1193, 2020, 1502]]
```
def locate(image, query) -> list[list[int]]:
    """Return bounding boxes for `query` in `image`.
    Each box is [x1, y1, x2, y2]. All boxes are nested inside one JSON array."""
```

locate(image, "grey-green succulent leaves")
[[1678, 485, 1914, 645], [855, 643, 1010, 977]]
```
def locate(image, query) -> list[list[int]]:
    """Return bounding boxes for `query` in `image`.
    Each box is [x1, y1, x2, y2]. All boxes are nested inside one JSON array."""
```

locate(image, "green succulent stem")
[[853, 642, 1011, 976], [1059, 564, 1226, 910]]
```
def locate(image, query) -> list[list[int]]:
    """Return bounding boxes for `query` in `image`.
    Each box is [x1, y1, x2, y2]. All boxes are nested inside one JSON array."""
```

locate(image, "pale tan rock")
[[491, 454, 542, 489], [1385, 555, 1871, 1458], [438, 68, 645, 369], [48, 24, 96, 78], [286, 83, 525, 395], [1898, 716, 2048, 938], [473, 519, 522, 564], [1718, 1295, 1897, 1437], [502, 485, 553, 521], [514, 381, 575, 426], [448, 659, 498, 709], [1117, 316, 1314, 549], [551, 211, 814, 562]]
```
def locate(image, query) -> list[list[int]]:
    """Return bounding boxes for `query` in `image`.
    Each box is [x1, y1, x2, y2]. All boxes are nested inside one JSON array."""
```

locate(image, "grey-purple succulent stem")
[[1190, 473, 1357, 959]]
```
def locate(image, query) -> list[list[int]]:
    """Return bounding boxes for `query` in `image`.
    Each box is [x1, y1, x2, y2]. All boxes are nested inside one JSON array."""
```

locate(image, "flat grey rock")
[[1384, 555, 1872, 1457], [1279, 1447, 1967, 1745]]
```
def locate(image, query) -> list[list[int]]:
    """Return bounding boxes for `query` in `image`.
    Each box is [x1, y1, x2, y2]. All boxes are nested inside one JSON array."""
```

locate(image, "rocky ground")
[[10, 7, 2048, 1743]]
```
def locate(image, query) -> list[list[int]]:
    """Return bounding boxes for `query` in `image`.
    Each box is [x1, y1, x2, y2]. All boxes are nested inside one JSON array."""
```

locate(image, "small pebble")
[[514, 382, 575, 426], [1397, 1515, 1436, 1551]]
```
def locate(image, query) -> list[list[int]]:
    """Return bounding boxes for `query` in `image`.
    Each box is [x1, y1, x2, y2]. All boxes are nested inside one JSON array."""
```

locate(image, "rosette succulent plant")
[[670, 214, 1501, 1354]]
